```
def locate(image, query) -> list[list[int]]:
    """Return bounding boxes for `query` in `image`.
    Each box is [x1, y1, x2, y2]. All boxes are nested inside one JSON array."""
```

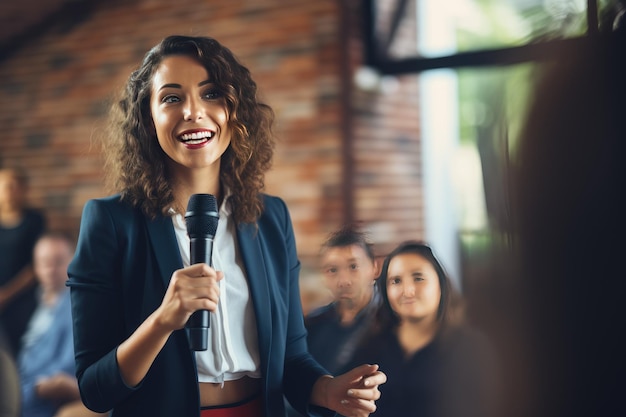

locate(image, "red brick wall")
[[0, 0, 424, 283]]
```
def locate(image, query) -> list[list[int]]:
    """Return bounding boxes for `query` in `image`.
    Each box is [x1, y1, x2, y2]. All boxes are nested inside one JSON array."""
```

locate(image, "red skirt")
[[200, 394, 263, 417]]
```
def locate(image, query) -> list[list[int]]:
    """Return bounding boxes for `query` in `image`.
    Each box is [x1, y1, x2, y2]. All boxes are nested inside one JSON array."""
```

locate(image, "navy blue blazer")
[[67, 194, 333, 417]]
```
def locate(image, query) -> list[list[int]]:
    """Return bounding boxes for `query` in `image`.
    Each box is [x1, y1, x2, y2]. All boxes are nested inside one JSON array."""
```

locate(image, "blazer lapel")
[[144, 214, 183, 289], [237, 223, 271, 372]]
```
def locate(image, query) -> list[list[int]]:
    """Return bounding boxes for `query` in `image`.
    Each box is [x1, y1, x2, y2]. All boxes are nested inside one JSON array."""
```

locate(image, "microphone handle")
[[187, 237, 213, 351]]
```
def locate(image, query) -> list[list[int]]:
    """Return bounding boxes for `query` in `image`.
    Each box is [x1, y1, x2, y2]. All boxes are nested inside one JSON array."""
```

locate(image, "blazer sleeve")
[[259, 196, 335, 417], [66, 198, 140, 412]]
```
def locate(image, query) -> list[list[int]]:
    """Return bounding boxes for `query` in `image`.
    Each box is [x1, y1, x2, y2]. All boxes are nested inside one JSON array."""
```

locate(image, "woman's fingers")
[[157, 264, 223, 329], [178, 265, 222, 304], [347, 385, 382, 401], [339, 397, 378, 417]]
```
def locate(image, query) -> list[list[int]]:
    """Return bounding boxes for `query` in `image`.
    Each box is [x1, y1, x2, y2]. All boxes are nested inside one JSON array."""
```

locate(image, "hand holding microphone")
[[184, 193, 219, 351]]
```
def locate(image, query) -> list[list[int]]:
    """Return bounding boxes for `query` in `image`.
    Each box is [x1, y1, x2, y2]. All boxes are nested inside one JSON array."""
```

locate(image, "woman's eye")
[[203, 89, 222, 100], [162, 95, 180, 104]]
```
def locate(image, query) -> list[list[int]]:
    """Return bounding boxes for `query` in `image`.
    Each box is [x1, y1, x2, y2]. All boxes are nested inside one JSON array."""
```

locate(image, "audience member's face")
[[34, 237, 73, 294], [150, 54, 231, 176], [321, 244, 377, 310], [0, 170, 25, 211], [385, 253, 441, 323]]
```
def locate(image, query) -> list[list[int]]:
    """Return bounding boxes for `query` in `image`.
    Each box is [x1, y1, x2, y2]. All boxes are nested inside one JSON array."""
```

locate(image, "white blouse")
[[171, 197, 261, 384]]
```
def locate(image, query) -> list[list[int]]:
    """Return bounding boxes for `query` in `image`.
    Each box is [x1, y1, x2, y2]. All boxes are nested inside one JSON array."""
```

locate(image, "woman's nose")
[[183, 98, 204, 121], [403, 284, 415, 296]]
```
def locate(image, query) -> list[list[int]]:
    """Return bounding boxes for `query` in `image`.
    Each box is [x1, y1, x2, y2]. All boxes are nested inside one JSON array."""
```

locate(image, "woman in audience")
[[346, 240, 497, 417]]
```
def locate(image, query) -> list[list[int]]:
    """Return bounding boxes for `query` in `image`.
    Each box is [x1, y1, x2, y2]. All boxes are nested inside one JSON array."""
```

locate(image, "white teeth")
[[180, 131, 213, 141]]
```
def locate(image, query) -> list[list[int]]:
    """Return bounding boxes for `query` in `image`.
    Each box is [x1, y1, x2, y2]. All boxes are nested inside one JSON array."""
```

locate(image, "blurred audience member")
[[305, 225, 381, 375], [0, 167, 46, 358], [18, 233, 107, 417], [346, 241, 497, 417], [501, 13, 626, 417], [287, 225, 381, 416]]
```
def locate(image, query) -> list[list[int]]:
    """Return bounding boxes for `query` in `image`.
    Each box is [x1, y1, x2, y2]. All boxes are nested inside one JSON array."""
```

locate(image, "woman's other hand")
[[313, 364, 387, 417]]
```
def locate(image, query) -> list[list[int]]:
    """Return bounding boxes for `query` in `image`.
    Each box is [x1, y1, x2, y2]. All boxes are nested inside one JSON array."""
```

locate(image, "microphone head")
[[185, 194, 219, 239]]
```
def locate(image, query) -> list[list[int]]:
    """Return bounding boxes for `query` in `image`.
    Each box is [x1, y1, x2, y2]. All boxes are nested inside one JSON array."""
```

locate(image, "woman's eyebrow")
[[157, 79, 212, 91], [157, 83, 181, 91]]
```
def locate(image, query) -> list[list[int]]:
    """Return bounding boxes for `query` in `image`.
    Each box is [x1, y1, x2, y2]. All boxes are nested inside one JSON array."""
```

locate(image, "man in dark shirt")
[[286, 225, 381, 417], [305, 225, 381, 374]]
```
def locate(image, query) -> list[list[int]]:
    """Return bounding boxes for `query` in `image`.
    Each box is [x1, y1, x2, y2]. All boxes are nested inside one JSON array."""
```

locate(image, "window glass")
[[374, 0, 604, 60], [368, 0, 617, 290], [418, 62, 535, 290]]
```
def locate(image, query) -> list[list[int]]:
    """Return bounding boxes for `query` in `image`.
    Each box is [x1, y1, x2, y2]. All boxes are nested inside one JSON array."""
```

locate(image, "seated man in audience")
[[305, 225, 381, 374], [287, 225, 381, 417], [18, 233, 107, 417]]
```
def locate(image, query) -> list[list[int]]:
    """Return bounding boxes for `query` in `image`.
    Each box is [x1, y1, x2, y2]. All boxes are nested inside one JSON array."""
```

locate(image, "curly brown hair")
[[102, 35, 275, 224]]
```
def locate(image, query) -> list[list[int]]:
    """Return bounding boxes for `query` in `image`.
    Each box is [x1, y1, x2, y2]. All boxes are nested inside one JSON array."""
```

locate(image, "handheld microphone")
[[184, 193, 219, 351]]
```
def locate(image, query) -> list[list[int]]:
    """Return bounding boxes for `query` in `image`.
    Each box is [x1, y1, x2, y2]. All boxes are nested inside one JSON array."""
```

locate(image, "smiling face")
[[385, 252, 441, 323], [149, 54, 231, 178]]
